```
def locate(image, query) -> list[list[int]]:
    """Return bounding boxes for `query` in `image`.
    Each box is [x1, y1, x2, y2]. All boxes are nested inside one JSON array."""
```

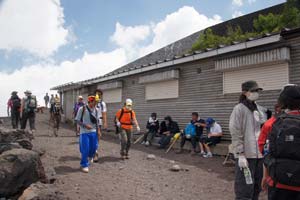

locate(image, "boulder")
[[18, 182, 66, 200], [0, 149, 46, 198], [0, 128, 34, 154], [0, 143, 22, 154]]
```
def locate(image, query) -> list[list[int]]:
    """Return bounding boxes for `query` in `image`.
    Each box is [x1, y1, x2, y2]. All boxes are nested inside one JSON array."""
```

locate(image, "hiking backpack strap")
[[80, 105, 86, 123]]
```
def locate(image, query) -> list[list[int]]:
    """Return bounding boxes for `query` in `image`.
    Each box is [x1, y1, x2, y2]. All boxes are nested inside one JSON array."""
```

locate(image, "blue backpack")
[[184, 123, 196, 136]]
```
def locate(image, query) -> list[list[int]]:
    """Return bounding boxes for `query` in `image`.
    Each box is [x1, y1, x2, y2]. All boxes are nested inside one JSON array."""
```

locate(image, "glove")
[[238, 155, 248, 170], [137, 126, 141, 133], [116, 122, 121, 128]]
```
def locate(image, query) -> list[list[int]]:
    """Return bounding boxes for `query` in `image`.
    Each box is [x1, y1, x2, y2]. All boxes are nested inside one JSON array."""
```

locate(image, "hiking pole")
[[133, 134, 144, 144], [165, 133, 181, 154]]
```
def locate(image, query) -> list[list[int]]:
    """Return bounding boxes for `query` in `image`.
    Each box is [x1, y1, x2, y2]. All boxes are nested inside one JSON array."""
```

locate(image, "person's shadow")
[[97, 156, 123, 164]]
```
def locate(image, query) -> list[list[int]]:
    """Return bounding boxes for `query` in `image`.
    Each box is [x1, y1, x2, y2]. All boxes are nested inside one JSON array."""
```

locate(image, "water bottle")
[[244, 167, 253, 185], [263, 139, 269, 156]]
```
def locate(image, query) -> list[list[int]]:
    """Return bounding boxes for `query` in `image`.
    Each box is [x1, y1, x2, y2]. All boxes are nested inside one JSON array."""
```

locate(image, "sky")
[[0, 0, 285, 116]]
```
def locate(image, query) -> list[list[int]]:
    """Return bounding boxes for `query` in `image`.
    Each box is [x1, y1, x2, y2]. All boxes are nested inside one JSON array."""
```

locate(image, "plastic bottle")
[[244, 167, 253, 185], [263, 139, 269, 156]]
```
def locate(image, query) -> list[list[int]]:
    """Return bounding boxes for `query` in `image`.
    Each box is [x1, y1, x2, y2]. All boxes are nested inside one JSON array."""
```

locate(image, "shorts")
[[201, 136, 221, 146]]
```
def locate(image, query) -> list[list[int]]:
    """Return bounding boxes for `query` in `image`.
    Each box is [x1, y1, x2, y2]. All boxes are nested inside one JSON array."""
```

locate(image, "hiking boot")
[[200, 151, 206, 156], [81, 167, 89, 173], [141, 141, 146, 145], [145, 141, 150, 146], [125, 152, 130, 159], [93, 152, 99, 163], [203, 152, 213, 158]]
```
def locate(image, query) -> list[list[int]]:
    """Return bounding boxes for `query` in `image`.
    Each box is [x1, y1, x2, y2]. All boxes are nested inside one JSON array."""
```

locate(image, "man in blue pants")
[[75, 94, 100, 173]]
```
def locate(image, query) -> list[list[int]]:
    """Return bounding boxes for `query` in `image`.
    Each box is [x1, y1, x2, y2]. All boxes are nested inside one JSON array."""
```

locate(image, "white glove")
[[116, 122, 121, 128], [137, 126, 141, 133], [238, 155, 248, 170]]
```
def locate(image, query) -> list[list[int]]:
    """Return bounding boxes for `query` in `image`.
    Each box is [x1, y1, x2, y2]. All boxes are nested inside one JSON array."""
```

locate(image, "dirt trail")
[[32, 113, 236, 200]]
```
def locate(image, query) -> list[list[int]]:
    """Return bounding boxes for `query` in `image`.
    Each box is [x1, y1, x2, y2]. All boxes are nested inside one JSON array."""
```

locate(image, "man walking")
[[115, 99, 140, 159], [20, 90, 37, 132], [75, 94, 100, 173], [44, 93, 50, 108], [8, 91, 21, 129], [230, 80, 267, 200]]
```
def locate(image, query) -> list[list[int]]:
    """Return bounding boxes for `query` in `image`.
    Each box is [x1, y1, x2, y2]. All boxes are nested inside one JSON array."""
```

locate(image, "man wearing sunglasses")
[[75, 94, 100, 173]]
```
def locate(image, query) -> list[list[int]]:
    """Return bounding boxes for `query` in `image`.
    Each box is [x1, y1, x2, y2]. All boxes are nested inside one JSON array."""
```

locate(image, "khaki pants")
[[119, 128, 132, 156]]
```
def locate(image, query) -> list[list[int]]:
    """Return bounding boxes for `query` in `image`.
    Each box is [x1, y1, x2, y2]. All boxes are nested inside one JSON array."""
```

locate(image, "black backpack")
[[264, 113, 300, 186], [11, 96, 21, 110]]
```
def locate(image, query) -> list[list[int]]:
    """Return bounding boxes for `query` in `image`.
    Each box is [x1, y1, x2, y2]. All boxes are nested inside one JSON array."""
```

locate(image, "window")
[[145, 80, 179, 100], [103, 88, 122, 103], [223, 63, 289, 94]]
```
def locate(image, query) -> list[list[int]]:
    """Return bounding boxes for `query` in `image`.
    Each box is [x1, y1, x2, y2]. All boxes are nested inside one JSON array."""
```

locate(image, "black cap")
[[11, 91, 17, 95], [242, 80, 263, 92], [151, 113, 157, 117], [278, 85, 300, 109]]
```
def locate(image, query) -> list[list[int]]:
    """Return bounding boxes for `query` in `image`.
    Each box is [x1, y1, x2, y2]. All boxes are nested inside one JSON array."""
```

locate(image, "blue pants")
[[79, 132, 98, 168]]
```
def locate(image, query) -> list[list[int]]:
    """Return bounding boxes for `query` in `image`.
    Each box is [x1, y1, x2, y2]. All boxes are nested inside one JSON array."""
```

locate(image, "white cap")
[[125, 98, 133, 106], [78, 95, 83, 99]]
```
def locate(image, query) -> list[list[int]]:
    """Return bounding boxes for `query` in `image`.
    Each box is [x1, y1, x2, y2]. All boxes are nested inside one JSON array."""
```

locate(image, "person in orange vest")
[[115, 99, 140, 159]]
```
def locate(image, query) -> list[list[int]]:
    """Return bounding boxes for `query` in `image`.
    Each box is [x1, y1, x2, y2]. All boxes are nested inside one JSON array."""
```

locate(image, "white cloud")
[[0, 5, 223, 116], [111, 6, 222, 58], [110, 22, 151, 60], [232, 11, 244, 18], [232, 0, 243, 7], [0, 0, 69, 58], [0, 49, 127, 116]]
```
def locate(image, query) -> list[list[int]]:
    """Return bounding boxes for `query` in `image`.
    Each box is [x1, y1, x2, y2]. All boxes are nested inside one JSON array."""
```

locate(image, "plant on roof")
[[192, 0, 300, 52]]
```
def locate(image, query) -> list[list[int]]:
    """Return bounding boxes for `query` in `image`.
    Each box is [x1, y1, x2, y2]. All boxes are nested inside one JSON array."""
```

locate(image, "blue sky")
[[0, 0, 285, 116]]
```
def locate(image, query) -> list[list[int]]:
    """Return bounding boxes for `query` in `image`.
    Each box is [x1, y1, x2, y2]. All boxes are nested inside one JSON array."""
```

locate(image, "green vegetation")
[[192, 0, 300, 52]]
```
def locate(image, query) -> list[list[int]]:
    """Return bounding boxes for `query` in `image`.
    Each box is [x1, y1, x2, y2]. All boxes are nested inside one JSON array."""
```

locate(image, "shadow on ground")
[[54, 165, 79, 175]]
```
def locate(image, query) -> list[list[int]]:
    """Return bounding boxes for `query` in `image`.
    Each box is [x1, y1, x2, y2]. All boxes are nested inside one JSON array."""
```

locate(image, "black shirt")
[[191, 119, 205, 137]]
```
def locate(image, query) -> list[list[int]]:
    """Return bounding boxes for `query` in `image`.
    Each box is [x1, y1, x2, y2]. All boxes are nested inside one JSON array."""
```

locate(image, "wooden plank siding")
[[61, 34, 300, 141]]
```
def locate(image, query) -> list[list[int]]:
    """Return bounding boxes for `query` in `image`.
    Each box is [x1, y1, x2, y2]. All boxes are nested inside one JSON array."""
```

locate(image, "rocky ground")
[[1, 113, 268, 200]]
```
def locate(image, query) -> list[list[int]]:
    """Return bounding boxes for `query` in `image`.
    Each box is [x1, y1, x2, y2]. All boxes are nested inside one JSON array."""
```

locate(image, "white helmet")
[[125, 98, 133, 106]]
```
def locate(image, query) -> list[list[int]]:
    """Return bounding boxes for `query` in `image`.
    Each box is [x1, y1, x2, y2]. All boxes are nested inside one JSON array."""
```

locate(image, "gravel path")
[[31, 113, 237, 200]]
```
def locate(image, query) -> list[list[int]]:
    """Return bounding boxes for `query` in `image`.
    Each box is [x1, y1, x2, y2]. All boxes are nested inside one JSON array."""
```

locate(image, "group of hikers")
[[7, 90, 37, 131], [7, 91, 62, 134], [7, 80, 300, 199]]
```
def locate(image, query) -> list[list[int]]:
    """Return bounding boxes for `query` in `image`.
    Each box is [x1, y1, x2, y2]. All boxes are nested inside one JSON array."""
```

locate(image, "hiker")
[[201, 117, 222, 158], [8, 91, 21, 129], [142, 113, 159, 146], [262, 85, 300, 199], [20, 90, 37, 132], [115, 99, 140, 159], [158, 120, 167, 136], [176, 112, 206, 155], [75, 94, 100, 173], [258, 103, 282, 155], [50, 94, 55, 113], [158, 116, 179, 149], [230, 80, 267, 200], [73, 96, 85, 136], [44, 93, 50, 108], [94, 89, 107, 161]]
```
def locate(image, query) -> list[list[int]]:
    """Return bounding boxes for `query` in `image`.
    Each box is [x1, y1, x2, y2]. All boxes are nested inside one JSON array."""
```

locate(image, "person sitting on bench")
[[201, 118, 223, 158], [142, 113, 159, 146], [176, 112, 206, 155], [158, 116, 179, 148]]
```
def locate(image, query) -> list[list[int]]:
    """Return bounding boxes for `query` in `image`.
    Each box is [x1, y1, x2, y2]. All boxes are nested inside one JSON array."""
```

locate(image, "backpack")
[[26, 96, 37, 113], [264, 113, 300, 186], [11, 96, 21, 110], [184, 123, 196, 136], [114, 108, 133, 133]]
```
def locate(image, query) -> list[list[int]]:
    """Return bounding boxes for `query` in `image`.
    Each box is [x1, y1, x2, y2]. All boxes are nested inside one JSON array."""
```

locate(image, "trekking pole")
[[133, 134, 144, 144], [165, 133, 181, 153]]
